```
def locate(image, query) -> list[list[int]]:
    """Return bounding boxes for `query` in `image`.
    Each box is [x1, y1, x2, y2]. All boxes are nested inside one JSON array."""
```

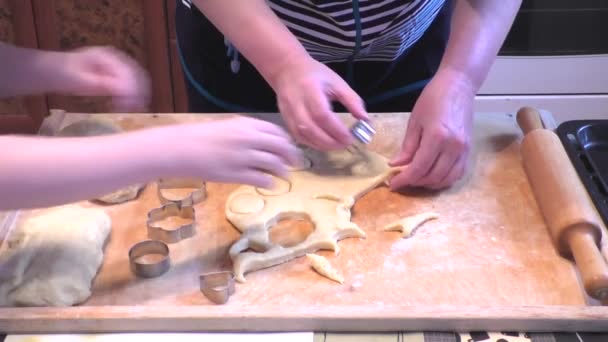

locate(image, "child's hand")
[[56, 46, 150, 111], [157, 117, 301, 188]]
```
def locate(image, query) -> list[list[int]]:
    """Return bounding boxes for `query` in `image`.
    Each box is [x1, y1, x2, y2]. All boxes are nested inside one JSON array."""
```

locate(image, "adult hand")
[[271, 57, 368, 151], [389, 69, 475, 190], [157, 117, 301, 188], [59, 46, 150, 111]]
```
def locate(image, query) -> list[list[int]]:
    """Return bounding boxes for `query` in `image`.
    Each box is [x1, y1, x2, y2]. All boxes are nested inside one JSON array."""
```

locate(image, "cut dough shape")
[[256, 177, 291, 196], [225, 147, 398, 282], [0, 205, 111, 307], [383, 212, 439, 238], [229, 194, 266, 215], [306, 253, 344, 284], [57, 118, 144, 204]]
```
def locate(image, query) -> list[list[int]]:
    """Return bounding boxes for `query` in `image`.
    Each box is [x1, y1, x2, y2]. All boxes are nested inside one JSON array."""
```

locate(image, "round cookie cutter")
[[348, 120, 376, 154], [157, 178, 206, 206], [350, 120, 376, 145], [129, 240, 171, 278]]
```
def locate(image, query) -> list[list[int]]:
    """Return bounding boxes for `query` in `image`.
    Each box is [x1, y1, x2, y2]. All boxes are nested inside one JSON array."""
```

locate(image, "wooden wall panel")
[[0, 0, 48, 134], [0, 0, 29, 116]]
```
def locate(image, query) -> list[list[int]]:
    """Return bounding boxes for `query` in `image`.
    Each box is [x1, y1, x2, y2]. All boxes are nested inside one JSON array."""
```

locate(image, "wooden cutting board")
[[1, 111, 607, 333]]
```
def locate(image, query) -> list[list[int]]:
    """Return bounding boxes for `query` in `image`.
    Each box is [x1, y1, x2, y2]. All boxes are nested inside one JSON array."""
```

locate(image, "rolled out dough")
[[306, 253, 344, 284], [383, 212, 439, 238], [57, 118, 144, 204], [0, 205, 111, 307], [225, 147, 398, 282]]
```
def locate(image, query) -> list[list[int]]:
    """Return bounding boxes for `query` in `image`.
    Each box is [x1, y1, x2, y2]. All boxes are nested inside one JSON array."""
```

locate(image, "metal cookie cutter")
[[348, 120, 376, 153], [147, 202, 197, 243], [129, 240, 171, 278], [157, 178, 206, 206], [351, 120, 376, 144], [199, 271, 236, 304]]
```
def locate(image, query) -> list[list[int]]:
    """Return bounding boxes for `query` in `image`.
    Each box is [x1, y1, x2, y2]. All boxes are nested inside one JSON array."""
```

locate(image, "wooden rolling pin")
[[517, 107, 608, 301]]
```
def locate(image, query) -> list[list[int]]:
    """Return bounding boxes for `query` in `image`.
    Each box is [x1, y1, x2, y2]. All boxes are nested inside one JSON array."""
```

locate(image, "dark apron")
[[175, 0, 453, 113]]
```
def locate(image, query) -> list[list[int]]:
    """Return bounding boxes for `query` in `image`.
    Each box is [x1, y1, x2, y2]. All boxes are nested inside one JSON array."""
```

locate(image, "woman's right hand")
[[153, 117, 301, 188], [269, 57, 368, 151]]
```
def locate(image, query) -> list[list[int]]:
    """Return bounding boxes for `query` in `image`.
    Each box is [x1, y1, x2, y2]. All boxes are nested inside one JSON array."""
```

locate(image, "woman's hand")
[[57, 46, 151, 111], [389, 69, 475, 190], [271, 57, 368, 151], [155, 117, 301, 188]]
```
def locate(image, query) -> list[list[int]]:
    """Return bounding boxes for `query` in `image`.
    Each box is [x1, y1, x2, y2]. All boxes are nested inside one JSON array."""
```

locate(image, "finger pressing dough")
[[383, 212, 439, 238], [57, 118, 144, 204], [225, 147, 399, 282], [306, 253, 344, 284], [0, 205, 111, 307]]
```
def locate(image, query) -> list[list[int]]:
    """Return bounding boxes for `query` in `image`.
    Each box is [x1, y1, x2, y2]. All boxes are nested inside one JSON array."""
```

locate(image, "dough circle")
[[256, 177, 291, 196], [229, 194, 266, 214]]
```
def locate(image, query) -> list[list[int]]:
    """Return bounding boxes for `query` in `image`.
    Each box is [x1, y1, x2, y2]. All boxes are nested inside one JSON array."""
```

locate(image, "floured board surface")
[[1, 112, 607, 333]]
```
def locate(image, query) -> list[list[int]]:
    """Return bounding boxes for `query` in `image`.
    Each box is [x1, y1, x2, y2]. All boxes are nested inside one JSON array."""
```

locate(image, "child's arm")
[[0, 42, 55, 97], [0, 42, 149, 111], [0, 132, 159, 210], [0, 117, 300, 210]]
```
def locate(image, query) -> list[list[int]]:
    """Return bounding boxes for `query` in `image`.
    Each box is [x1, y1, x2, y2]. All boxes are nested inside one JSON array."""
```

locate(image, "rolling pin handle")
[[565, 226, 608, 301], [516, 107, 545, 135]]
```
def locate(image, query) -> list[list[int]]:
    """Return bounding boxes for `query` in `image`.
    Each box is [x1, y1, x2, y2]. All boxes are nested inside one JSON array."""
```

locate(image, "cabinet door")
[[0, 0, 48, 133], [166, 0, 188, 113], [32, 0, 174, 113]]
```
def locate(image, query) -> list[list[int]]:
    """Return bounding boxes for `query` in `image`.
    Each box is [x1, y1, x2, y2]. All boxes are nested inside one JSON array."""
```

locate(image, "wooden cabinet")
[[0, 0, 48, 133], [0, 0, 188, 133]]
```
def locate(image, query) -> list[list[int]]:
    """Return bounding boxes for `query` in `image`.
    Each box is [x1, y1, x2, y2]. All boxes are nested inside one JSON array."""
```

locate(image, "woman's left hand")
[[389, 69, 475, 190]]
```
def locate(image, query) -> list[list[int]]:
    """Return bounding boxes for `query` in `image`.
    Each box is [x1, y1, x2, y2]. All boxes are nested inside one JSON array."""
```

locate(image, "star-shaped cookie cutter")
[[146, 202, 197, 243], [199, 271, 236, 304], [157, 178, 206, 206]]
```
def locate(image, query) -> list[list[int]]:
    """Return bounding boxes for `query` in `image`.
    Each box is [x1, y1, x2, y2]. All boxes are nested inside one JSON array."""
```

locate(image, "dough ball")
[[0, 205, 111, 307]]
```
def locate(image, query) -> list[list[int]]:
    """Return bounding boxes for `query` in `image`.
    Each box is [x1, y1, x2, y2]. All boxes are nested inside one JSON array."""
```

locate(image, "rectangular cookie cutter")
[[199, 271, 236, 304], [147, 202, 196, 243], [157, 178, 206, 206]]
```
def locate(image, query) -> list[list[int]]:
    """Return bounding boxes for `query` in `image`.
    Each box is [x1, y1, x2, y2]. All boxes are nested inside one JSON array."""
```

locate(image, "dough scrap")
[[306, 253, 344, 284], [57, 118, 144, 204], [225, 147, 398, 282], [0, 205, 111, 307], [96, 184, 143, 204], [383, 212, 439, 238]]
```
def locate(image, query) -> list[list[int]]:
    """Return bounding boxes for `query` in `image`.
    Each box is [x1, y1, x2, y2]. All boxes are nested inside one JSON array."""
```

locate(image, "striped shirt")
[[182, 0, 446, 63]]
